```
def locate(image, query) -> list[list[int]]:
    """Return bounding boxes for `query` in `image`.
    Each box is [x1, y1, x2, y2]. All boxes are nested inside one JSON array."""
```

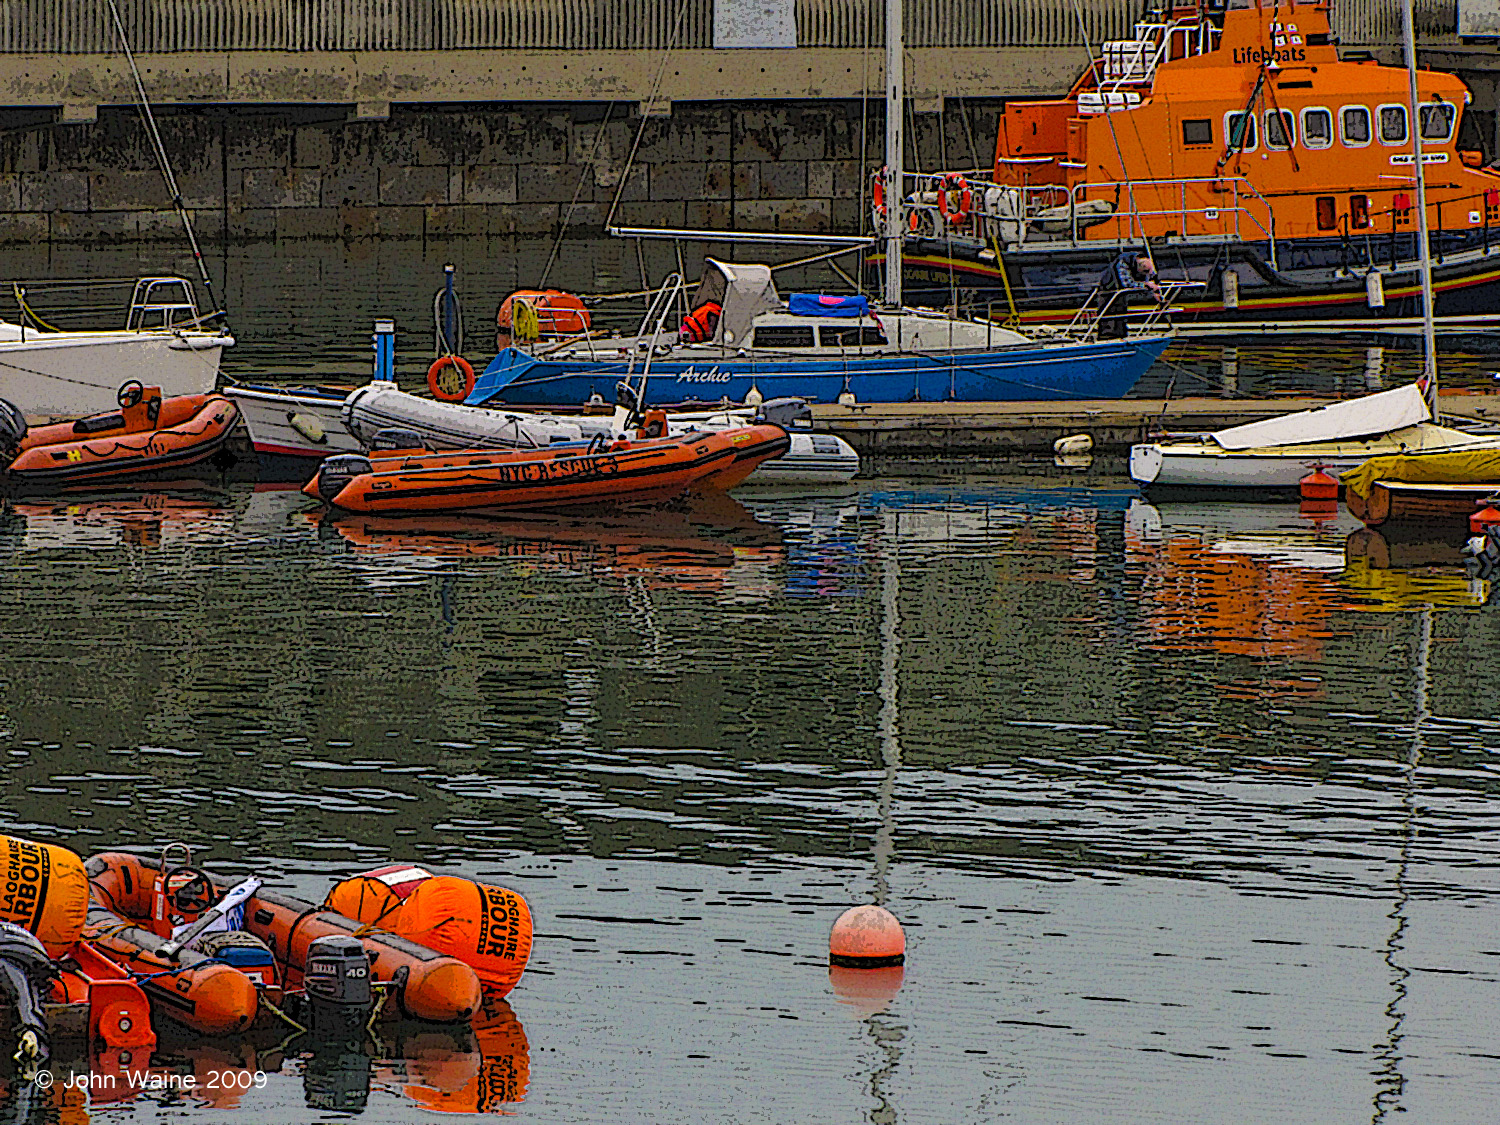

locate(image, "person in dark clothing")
[[1096, 251, 1162, 339]]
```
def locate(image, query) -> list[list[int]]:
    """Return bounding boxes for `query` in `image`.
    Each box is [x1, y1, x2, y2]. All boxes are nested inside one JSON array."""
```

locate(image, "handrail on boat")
[[894, 172, 1278, 267]]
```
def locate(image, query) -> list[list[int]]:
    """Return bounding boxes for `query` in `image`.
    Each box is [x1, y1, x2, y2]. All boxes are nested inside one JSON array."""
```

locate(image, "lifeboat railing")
[[897, 173, 1278, 264]]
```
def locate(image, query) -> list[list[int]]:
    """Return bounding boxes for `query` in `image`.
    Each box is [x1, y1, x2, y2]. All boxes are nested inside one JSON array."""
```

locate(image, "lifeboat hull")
[[7, 393, 239, 485], [86, 853, 481, 1025], [306, 426, 787, 515]]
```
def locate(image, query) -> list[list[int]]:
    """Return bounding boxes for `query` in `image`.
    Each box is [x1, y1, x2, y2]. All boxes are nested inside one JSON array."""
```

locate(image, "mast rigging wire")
[[103, 0, 223, 323]]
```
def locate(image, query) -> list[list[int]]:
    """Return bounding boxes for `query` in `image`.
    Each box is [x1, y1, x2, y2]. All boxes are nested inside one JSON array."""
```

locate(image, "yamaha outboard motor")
[[304, 934, 373, 1042], [367, 428, 427, 453], [755, 397, 813, 430], [0, 921, 55, 1069], [0, 397, 26, 464], [315, 454, 374, 505]]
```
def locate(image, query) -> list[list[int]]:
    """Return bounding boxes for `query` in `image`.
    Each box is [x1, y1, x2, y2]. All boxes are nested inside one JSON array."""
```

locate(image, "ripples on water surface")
[[1, 472, 1498, 1124]]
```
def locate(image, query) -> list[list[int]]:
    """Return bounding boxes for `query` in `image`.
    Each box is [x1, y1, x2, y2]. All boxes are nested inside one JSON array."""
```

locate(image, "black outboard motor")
[[0, 921, 55, 1068], [0, 397, 26, 465], [315, 454, 374, 504], [304, 934, 373, 1041], [367, 428, 427, 453], [755, 397, 813, 430]]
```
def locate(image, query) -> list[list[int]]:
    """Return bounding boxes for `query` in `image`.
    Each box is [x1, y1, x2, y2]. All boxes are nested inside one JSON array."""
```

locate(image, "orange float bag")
[[0, 836, 88, 955], [325, 864, 432, 928], [390, 877, 532, 998]]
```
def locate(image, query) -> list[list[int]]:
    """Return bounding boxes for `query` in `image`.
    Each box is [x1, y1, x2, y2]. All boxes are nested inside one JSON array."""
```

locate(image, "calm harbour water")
[[0, 241, 1498, 1122]]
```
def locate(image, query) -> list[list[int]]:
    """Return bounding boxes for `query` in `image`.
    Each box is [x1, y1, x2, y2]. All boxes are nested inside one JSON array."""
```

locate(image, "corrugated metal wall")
[[0, 0, 1454, 53]]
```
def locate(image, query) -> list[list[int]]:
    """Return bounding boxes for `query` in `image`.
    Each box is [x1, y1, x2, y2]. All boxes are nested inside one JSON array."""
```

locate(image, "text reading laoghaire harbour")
[[50, 1071, 269, 1092]]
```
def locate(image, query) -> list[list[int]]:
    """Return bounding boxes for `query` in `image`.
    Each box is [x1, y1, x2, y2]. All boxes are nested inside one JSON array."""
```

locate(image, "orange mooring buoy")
[[1299, 465, 1339, 501], [829, 905, 906, 968], [1471, 498, 1500, 535]]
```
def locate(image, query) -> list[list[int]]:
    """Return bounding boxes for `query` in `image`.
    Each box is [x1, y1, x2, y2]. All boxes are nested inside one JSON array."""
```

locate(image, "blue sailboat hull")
[[467, 336, 1172, 407]]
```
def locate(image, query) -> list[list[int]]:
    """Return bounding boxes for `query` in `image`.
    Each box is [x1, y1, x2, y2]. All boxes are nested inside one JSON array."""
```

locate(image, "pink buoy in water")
[[829, 905, 906, 968]]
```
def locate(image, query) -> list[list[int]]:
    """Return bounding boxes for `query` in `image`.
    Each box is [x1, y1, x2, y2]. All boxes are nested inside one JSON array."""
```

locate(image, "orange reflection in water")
[[382, 998, 531, 1115], [1134, 536, 1344, 660]]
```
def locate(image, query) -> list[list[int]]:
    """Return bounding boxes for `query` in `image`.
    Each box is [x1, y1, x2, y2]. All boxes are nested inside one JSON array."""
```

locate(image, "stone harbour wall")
[[0, 100, 1002, 245]]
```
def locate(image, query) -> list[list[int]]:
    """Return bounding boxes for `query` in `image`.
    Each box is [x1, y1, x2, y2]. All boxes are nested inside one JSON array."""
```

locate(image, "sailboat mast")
[[1402, 0, 1438, 398], [882, 0, 904, 308]]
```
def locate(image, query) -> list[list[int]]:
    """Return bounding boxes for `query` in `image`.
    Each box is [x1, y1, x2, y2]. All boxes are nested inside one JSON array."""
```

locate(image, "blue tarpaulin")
[[788, 293, 870, 318]]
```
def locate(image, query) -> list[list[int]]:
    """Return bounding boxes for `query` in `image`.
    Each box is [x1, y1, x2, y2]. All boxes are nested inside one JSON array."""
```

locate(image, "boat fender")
[[1221, 268, 1239, 310], [1053, 433, 1094, 456], [1366, 270, 1386, 309], [289, 412, 328, 445], [428, 355, 476, 403]]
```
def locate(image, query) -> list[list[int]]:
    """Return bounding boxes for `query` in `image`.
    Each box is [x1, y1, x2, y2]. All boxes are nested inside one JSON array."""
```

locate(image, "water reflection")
[[14, 1002, 530, 1122], [1, 471, 1499, 1122]]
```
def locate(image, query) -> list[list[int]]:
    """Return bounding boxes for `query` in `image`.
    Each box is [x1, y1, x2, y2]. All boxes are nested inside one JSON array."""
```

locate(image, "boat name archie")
[[674, 368, 733, 383]]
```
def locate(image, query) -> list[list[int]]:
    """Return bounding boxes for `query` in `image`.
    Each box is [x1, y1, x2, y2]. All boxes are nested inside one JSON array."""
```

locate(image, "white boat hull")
[[1, 331, 230, 417], [225, 384, 362, 462], [1131, 423, 1498, 491]]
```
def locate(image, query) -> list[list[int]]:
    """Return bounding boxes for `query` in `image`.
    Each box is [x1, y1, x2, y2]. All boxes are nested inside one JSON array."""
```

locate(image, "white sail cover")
[[1210, 382, 1431, 451]]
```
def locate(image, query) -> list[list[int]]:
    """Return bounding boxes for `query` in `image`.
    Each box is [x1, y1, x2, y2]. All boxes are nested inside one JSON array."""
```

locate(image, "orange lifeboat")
[[0, 382, 239, 486], [86, 853, 481, 1025], [302, 425, 790, 515]]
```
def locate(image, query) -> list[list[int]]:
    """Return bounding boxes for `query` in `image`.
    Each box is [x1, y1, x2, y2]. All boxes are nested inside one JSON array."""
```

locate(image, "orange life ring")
[[428, 355, 476, 402], [872, 168, 887, 217], [937, 173, 972, 226]]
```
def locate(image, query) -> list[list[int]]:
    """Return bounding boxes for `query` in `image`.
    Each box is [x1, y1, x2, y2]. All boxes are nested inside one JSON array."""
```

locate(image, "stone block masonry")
[[0, 99, 1001, 246]]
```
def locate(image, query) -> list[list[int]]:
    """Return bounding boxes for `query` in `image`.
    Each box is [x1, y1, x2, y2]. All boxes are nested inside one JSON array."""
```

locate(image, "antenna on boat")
[[103, 0, 224, 326], [1401, 0, 1438, 409], [880, 0, 903, 309]]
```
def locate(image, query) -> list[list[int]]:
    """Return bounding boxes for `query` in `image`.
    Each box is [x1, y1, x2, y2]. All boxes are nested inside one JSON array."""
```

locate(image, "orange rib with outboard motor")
[[303, 424, 789, 515], [86, 853, 482, 1025], [0, 382, 239, 486]]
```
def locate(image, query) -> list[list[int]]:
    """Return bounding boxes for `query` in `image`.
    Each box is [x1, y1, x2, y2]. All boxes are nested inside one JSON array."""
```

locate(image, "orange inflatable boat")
[[0, 382, 239, 486], [86, 853, 482, 1025], [303, 424, 789, 515]]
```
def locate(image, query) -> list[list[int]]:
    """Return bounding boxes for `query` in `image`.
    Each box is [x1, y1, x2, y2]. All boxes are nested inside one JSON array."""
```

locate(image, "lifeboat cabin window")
[[752, 325, 816, 348], [1379, 105, 1408, 146], [1182, 118, 1213, 146], [1301, 108, 1333, 149], [1316, 196, 1337, 230], [1420, 102, 1456, 143], [1351, 194, 1372, 229], [819, 325, 888, 347], [1341, 106, 1371, 147], [1265, 110, 1295, 150], [1224, 112, 1257, 151]]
